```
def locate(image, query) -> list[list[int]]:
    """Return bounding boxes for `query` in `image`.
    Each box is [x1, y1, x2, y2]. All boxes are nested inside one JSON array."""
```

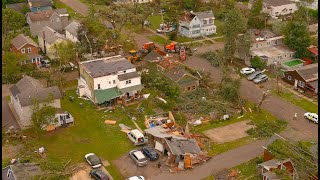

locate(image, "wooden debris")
[[104, 120, 116, 125]]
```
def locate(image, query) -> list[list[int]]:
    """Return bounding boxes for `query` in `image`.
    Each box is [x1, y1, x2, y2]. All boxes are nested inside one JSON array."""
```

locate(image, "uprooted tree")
[[31, 94, 57, 135]]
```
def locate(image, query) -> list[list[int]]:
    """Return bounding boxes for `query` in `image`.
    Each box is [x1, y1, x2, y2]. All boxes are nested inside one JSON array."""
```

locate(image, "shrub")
[[250, 56, 266, 69]]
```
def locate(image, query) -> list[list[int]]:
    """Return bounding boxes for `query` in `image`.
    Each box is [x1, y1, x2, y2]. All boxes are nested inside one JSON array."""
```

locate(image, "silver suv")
[[253, 74, 268, 84], [247, 71, 262, 81], [129, 150, 148, 167]]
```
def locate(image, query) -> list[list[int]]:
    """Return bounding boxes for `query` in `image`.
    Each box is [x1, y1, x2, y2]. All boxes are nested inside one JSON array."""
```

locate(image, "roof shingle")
[[11, 34, 38, 50]]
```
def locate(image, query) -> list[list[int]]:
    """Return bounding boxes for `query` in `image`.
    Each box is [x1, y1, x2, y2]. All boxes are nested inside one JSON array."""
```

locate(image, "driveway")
[[2, 85, 20, 131], [70, 164, 113, 180]]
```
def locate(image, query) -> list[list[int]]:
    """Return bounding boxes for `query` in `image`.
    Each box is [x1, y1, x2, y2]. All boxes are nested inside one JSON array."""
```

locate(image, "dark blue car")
[[142, 147, 159, 161]]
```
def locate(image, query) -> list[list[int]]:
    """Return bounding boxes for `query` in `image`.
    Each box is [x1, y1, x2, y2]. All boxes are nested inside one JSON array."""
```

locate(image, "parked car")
[[89, 169, 110, 180], [253, 74, 268, 84], [142, 146, 159, 161], [129, 150, 148, 167], [40, 59, 51, 68], [127, 129, 148, 146], [247, 71, 262, 81], [240, 67, 255, 75], [304, 112, 318, 123], [126, 176, 145, 180], [85, 153, 102, 168]]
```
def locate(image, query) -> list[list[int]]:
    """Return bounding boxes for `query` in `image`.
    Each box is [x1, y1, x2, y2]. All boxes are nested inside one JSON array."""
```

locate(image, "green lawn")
[[207, 137, 255, 156], [274, 90, 318, 113], [233, 157, 263, 179], [283, 59, 303, 67], [176, 36, 193, 43], [147, 35, 168, 45], [53, 0, 83, 20], [148, 15, 162, 31], [5, 96, 10, 103]]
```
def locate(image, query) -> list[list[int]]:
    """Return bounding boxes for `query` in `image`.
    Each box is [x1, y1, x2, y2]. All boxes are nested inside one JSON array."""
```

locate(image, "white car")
[[126, 176, 145, 180], [240, 67, 255, 75], [85, 153, 102, 168], [304, 112, 318, 124]]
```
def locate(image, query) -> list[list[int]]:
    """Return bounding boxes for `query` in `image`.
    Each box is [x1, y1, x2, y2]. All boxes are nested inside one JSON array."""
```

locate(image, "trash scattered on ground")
[[119, 124, 132, 133], [193, 119, 202, 126], [39, 147, 45, 153], [221, 114, 230, 120], [143, 94, 150, 99], [156, 97, 167, 104], [237, 115, 244, 119], [104, 120, 116, 125]]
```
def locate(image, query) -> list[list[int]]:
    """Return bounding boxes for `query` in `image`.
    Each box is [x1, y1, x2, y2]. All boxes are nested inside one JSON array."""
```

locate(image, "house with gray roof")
[[283, 63, 318, 96], [249, 0, 298, 18], [10, 34, 43, 65], [26, 8, 69, 37], [78, 55, 143, 105], [179, 10, 216, 38], [9, 76, 62, 128], [65, 21, 80, 43], [38, 26, 67, 59], [2, 163, 42, 180], [27, 0, 53, 12]]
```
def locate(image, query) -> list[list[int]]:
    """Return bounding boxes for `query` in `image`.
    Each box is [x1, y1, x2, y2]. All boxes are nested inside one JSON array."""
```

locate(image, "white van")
[[127, 129, 148, 146]]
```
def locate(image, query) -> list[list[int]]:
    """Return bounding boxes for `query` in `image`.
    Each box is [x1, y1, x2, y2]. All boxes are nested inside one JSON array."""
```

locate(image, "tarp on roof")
[[95, 88, 121, 104], [119, 84, 143, 94]]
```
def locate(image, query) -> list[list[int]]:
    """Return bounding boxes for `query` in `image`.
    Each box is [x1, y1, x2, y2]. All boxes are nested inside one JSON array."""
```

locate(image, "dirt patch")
[[203, 120, 255, 144], [69, 163, 113, 180], [113, 152, 169, 179]]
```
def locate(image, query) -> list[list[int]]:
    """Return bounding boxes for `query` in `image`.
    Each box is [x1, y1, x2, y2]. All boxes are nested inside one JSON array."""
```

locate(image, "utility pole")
[[257, 90, 269, 111], [274, 61, 280, 94], [84, 32, 93, 56]]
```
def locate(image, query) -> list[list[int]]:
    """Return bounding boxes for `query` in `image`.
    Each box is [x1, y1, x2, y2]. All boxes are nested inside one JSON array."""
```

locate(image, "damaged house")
[[144, 111, 176, 128]]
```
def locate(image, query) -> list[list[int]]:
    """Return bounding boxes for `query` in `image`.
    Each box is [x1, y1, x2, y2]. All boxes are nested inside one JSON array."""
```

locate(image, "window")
[[32, 58, 35, 63], [113, 80, 116, 84], [126, 80, 131, 84], [109, 81, 111, 84], [21, 48, 25, 53], [57, 18, 60, 22], [27, 47, 31, 53], [97, 84, 101, 89], [287, 76, 292, 81], [51, 19, 54, 23], [298, 81, 305, 87], [123, 70, 126, 73]]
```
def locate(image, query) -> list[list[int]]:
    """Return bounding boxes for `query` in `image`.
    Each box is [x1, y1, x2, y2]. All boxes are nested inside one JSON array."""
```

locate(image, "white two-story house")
[[78, 55, 143, 105], [179, 10, 216, 38], [235, 29, 295, 66], [249, 0, 298, 19]]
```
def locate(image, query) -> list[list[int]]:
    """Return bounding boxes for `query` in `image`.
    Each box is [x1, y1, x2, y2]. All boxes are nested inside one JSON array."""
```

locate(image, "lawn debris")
[[156, 97, 167, 104], [119, 124, 132, 133], [143, 94, 150, 99], [104, 120, 117, 125], [145, 111, 176, 128]]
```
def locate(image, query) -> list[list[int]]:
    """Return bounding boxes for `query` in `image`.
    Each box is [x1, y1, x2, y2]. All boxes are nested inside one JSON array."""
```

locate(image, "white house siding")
[[94, 75, 118, 90], [65, 31, 79, 43], [179, 17, 202, 38], [263, 3, 298, 18], [10, 96, 61, 129], [78, 77, 93, 100], [201, 25, 217, 36], [117, 77, 141, 89]]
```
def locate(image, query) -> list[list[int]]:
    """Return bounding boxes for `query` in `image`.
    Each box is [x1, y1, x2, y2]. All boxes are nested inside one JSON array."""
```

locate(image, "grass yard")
[[147, 35, 168, 45], [53, 0, 83, 20], [148, 15, 162, 31], [274, 90, 318, 113], [233, 156, 263, 179], [176, 36, 193, 43], [283, 59, 303, 67]]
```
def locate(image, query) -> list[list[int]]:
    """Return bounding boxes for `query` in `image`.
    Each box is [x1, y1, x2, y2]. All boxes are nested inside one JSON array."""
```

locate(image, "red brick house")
[[308, 46, 318, 62], [10, 34, 43, 65], [282, 63, 318, 96]]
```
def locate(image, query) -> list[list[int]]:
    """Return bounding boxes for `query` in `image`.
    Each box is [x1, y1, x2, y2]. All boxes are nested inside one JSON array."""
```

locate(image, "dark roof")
[[11, 34, 38, 50], [26, 9, 67, 22], [81, 56, 135, 78], [65, 21, 80, 37], [309, 80, 318, 90], [6, 3, 28, 14], [9, 76, 61, 107], [193, 10, 214, 20], [144, 50, 163, 62], [261, 171, 281, 179], [164, 66, 199, 84], [165, 138, 202, 155], [38, 26, 66, 44], [28, 0, 53, 7], [263, 0, 294, 6], [118, 72, 140, 81], [2, 163, 42, 180], [292, 64, 318, 82]]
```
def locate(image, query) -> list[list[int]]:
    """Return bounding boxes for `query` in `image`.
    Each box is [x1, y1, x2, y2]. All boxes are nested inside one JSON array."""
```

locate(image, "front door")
[[294, 79, 298, 88]]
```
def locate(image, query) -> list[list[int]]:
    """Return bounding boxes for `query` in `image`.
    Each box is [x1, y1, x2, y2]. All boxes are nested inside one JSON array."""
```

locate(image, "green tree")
[[250, 56, 266, 70], [223, 9, 247, 62], [132, 3, 155, 29], [271, 21, 287, 35], [2, 8, 26, 47], [218, 77, 240, 102], [51, 41, 76, 89], [2, 52, 27, 83], [31, 96, 57, 135], [247, 0, 266, 29], [237, 31, 253, 59], [284, 21, 311, 58]]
